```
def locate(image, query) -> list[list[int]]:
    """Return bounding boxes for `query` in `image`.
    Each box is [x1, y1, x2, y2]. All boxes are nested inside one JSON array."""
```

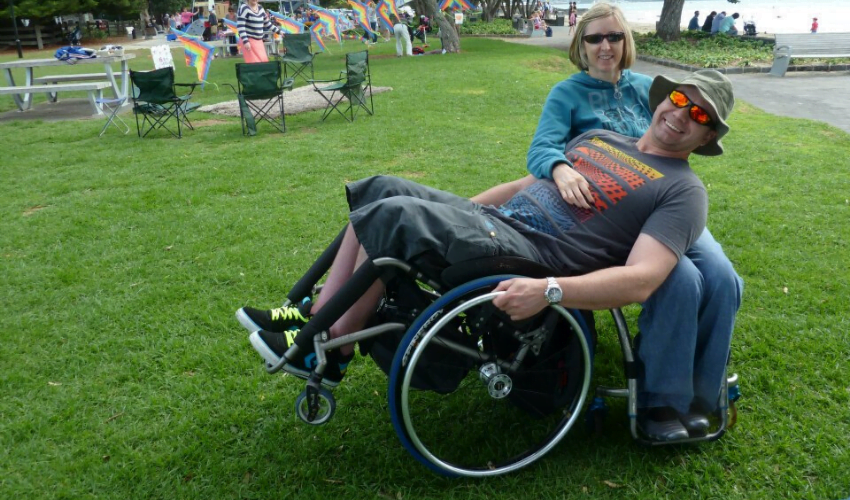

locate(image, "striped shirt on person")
[[237, 3, 282, 42]]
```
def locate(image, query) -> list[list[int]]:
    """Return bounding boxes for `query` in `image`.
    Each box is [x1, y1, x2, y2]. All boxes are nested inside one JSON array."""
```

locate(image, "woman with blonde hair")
[[475, 2, 743, 443]]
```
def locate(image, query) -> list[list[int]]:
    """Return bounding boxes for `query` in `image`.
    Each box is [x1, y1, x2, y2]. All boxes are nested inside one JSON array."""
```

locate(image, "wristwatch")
[[544, 277, 562, 305]]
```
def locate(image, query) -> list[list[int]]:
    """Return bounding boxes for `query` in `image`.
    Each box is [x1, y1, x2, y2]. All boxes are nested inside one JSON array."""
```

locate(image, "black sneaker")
[[236, 298, 311, 333], [248, 329, 353, 388]]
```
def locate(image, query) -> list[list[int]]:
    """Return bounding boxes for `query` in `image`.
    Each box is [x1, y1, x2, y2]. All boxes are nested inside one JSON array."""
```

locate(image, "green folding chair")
[[280, 33, 315, 84], [227, 61, 293, 136], [310, 50, 374, 123], [129, 67, 199, 138]]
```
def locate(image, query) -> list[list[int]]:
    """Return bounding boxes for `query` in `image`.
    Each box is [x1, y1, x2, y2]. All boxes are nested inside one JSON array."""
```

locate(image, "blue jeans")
[[636, 228, 743, 414]]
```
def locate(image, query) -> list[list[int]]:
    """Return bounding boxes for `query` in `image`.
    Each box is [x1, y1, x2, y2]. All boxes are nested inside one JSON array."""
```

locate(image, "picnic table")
[[0, 53, 136, 115]]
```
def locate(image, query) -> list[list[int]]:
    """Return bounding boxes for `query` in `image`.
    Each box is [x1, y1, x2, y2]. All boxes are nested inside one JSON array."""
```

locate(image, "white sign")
[[455, 12, 464, 24], [151, 45, 175, 69]]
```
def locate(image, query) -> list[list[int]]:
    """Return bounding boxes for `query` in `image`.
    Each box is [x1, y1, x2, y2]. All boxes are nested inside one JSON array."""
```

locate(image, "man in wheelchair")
[[237, 70, 740, 443]]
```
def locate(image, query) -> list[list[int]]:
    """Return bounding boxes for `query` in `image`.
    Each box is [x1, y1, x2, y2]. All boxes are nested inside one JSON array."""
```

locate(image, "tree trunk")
[[424, 0, 460, 53], [656, 0, 685, 41]]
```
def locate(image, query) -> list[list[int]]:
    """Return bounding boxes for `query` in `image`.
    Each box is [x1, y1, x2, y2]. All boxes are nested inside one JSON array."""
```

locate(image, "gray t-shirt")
[[492, 130, 707, 275]]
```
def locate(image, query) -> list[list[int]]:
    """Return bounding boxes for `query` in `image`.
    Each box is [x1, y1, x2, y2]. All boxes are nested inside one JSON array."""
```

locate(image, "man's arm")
[[491, 233, 679, 320]]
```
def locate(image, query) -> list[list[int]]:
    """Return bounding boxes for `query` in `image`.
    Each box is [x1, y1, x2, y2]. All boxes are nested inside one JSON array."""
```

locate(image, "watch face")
[[546, 286, 562, 303]]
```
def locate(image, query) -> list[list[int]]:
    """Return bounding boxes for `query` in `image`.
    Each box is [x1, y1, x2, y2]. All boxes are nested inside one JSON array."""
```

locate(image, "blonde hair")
[[568, 3, 636, 72]]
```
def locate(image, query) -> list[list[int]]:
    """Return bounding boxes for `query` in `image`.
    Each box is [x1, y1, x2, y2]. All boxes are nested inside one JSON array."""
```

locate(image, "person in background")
[[238, 0, 286, 63], [393, 13, 413, 56], [568, 6, 577, 36], [701, 11, 716, 32], [688, 11, 700, 31], [711, 11, 725, 34], [180, 7, 194, 29], [719, 12, 739, 35], [366, 1, 379, 44], [811, 17, 818, 33], [226, 6, 238, 56]]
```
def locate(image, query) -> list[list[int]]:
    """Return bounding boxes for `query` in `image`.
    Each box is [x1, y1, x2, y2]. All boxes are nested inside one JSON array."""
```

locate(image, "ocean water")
[[557, 0, 848, 34]]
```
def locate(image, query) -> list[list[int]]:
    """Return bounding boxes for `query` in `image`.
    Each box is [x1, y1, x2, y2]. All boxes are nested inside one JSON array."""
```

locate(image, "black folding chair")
[[280, 33, 315, 84], [229, 61, 294, 136], [129, 67, 199, 138], [310, 50, 374, 123]]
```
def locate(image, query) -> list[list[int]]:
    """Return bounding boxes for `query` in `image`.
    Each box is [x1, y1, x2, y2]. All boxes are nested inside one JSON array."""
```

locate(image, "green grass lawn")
[[1, 38, 849, 499]]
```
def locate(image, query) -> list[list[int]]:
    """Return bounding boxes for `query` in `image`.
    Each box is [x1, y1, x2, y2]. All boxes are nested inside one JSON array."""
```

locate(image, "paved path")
[[505, 26, 850, 133]]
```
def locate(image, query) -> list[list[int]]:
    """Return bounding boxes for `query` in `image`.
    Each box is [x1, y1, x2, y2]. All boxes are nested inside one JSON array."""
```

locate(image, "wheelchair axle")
[[479, 362, 512, 399]]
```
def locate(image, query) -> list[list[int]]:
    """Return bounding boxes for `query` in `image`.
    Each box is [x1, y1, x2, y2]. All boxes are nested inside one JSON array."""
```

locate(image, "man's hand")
[[553, 163, 594, 209], [491, 277, 549, 320]]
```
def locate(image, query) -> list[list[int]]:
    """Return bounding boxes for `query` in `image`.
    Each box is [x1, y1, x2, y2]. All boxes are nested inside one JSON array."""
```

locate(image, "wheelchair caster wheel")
[[295, 387, 336, 425]]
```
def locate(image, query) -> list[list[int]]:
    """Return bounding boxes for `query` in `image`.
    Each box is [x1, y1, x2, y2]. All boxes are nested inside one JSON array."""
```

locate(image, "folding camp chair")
[[129, 67, 199, 138], [228, 61, 294, 136], [96, 96, 130, 137], [280, 33, 315, 84], [310, 50, 374, 123]]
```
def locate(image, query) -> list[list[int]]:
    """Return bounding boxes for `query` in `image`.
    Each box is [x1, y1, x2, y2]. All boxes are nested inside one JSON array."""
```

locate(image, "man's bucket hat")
[[648, 69, 735, 156]]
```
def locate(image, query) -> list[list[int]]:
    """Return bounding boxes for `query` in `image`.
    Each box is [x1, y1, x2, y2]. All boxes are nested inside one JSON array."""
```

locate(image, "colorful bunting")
[[309, 22, 327, 52], [222, 17, 239, 36], [438, 0, 474, 11], [347, 0, 376, 38], [308, 4, 343, 42], [269, 11, 305, 34], [171, 27, 214, 88], [376, 0, 398, 31]]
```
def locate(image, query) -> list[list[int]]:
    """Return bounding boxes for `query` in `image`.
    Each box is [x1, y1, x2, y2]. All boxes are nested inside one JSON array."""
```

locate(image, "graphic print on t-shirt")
[[501, 137, 664, 236]]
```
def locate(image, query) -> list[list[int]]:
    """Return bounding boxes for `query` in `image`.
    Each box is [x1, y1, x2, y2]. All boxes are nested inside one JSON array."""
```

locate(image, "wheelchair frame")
[[256, 228, 740, 477]]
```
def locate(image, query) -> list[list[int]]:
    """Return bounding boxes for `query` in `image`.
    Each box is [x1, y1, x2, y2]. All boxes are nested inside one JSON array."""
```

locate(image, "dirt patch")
[[199, 85, 392, 117], [23, 205, 50, 216]]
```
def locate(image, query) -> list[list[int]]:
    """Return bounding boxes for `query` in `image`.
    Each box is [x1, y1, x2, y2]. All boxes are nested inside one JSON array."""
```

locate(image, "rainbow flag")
[[309, 22, 327, 52], [308, 4, 343, 42], [222, 17, 239, 36], [347, 0, 376, 37], [438, 0, 473, 11], [172, 27, 214, 88], [376, 0, 398, 31], [269, 11, 305, 34]]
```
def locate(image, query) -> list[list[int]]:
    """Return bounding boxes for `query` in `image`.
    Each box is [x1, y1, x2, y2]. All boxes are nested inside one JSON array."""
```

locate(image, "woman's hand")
[[491, 278, 548, 321], [243, 41, 252, 50], [552, 163, 594, 209]]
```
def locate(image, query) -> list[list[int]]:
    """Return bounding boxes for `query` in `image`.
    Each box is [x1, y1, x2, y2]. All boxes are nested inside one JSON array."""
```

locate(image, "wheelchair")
[[258, 227, 740, 478]]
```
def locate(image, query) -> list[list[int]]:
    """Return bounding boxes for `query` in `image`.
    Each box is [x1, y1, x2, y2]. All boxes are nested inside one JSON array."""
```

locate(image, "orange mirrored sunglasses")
[[668, 90, 715, 127]]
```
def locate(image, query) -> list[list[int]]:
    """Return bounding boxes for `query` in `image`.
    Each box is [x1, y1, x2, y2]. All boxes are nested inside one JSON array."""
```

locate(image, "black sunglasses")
[[582, 32, 625, 44]]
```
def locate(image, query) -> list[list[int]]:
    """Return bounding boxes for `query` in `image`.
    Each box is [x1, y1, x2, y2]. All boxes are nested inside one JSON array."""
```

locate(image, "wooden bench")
[[770, 32, 850, 76], [0, 81, 112, 115]]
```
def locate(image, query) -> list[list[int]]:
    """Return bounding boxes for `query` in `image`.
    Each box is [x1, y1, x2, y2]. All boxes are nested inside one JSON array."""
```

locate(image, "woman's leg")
[[637, 228, 742, 414], [242, 38, 269, 63]]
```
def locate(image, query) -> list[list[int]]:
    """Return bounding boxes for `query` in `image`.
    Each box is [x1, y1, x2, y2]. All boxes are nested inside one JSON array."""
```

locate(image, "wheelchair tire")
[[388, 275, 593, 477]]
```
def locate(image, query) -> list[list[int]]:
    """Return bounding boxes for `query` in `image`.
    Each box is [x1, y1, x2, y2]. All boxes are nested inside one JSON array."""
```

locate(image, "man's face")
[[646, 85, 718, 158]]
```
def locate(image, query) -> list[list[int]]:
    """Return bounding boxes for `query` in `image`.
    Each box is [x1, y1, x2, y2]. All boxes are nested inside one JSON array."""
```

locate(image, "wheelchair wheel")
[[295, 387, 336, 425], [388, 275, 593, 477]]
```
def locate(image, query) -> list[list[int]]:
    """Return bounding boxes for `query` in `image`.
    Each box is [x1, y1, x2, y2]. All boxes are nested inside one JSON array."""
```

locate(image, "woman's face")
[[582, 16, 625, 80]]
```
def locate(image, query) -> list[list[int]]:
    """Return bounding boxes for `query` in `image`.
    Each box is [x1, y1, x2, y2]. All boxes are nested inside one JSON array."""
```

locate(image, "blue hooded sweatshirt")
[[527, 70, 653, 179]]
